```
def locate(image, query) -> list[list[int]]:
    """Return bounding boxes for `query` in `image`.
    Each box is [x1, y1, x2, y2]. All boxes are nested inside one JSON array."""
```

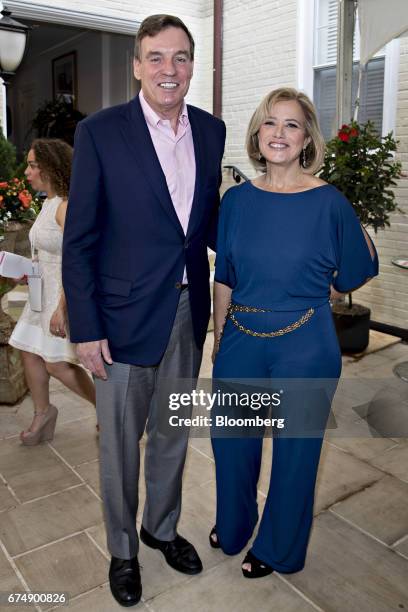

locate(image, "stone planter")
[[0, 220, 32, 404]]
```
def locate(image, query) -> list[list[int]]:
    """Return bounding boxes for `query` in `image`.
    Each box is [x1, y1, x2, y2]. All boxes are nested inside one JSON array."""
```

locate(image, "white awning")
[[359, 0, 408, 65]]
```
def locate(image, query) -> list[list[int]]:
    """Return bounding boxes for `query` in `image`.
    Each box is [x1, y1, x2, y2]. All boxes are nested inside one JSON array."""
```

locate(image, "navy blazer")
[[62, 96, 226, 366]]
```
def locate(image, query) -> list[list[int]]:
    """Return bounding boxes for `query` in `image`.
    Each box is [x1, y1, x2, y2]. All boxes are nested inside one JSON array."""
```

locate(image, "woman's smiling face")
[[258, 99, 311, 167]]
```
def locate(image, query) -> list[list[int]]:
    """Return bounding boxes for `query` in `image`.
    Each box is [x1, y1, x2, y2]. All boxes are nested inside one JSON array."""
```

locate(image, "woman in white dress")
[[9, 139, 95, 445]]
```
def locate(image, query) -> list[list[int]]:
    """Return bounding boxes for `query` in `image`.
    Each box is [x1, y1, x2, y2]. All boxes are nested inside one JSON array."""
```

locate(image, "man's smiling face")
[[133, 26, 194, 119]]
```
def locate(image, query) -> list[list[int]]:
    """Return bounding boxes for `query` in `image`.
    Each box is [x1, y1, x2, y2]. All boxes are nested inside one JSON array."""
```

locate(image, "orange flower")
[[18, 190, 32, 208]]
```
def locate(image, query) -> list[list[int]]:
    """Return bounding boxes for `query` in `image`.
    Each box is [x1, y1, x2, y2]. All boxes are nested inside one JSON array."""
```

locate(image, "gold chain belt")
[[227, 303, 314, 338]]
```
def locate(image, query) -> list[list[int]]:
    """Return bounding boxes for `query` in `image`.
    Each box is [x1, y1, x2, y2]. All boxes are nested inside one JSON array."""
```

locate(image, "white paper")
[[0, 251, 34, 279]]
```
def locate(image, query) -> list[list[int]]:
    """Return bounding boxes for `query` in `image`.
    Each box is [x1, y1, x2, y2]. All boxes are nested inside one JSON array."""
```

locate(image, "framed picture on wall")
[[52, 51, 77, 107]]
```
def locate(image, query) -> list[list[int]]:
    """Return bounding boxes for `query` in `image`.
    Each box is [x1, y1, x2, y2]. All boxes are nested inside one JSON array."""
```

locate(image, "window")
[[313, 0, 385, 140]]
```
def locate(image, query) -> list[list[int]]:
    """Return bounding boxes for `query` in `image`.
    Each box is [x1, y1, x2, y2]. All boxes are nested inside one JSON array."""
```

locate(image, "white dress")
[[9, 195, 78, 364]]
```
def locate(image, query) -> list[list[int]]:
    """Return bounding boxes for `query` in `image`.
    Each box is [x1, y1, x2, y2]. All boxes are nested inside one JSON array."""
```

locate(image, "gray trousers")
[[95, 290, 202, 559]]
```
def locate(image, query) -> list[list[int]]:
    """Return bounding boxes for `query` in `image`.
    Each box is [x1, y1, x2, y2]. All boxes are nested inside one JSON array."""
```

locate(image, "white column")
[[296, 0, 315, 98], [0, 0, 7, 136], [1, 77, 6, 137], [335, 0, 355, 130], [382, 39, 400, 136], [101, 32, 111, 109]]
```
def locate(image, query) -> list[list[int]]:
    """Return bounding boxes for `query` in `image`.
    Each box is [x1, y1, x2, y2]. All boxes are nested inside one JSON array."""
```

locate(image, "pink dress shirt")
[[139, 91, 196, 284]]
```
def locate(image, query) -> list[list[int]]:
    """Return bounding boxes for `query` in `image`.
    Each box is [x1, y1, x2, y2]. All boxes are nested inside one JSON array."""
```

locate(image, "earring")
[[301, 146, 307, 168], [258, 152, 265, 162]]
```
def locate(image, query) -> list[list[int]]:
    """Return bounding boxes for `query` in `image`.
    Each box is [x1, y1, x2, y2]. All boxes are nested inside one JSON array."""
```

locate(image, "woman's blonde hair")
[[246, 87, 325, 175]]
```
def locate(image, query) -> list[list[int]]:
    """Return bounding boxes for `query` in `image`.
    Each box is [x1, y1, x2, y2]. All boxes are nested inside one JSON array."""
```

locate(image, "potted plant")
[[0, 176, 42, 236], [30, 98, 86, 146], [320, 121, 402, 353], [0, 175, 42, 403]]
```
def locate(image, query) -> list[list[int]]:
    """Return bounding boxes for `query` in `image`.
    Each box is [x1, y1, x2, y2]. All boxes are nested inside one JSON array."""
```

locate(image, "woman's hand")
[[330, 285, 344, 303], [212, 282, 232, 364], [211, 337, 221, 364], [49, 305, 67, 338]]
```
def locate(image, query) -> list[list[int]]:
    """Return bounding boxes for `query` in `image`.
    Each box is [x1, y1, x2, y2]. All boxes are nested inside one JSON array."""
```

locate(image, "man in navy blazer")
[[62, 14, 225, 607]]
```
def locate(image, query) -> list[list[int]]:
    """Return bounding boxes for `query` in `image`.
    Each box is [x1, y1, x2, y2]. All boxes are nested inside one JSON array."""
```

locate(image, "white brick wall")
[[355, 38, 408, 329], [187, 13, 213, 114], [222, 0, 298, 176], [202, 0, 214, 19]]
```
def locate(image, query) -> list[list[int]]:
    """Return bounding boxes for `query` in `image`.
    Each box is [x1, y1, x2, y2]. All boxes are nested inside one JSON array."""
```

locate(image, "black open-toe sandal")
[[241, 550, 273, 578], [209, 526, 220, 549]]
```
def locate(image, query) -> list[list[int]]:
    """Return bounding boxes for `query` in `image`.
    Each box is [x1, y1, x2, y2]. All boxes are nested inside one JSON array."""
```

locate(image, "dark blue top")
[[214, 182, 379, 311]]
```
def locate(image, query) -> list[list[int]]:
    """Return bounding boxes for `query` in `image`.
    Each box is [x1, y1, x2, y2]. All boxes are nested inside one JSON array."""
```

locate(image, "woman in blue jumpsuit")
[[210, 88, 378, 578]]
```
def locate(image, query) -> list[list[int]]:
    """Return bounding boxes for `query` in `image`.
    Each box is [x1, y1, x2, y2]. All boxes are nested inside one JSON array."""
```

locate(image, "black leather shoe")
[[140, 525, 202, 575], [109, 556, 142, 607]]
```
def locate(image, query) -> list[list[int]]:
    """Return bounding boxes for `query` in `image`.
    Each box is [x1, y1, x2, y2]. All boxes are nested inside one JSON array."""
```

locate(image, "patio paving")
[[1, 324, 408, 611]]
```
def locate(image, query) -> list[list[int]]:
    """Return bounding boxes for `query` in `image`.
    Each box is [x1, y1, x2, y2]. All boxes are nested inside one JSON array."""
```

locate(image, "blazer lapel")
[[186, 107, 205, 239], [120, 97, 184, 237]]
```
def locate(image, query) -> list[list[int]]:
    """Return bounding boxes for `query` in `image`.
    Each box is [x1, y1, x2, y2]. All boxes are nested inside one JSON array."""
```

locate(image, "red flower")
[[18, 190, 32, 209], [0, 181, 8, 188], [338, 131, 350, 142], [13, 177, 19, 183], [337, 124, 358, 142]]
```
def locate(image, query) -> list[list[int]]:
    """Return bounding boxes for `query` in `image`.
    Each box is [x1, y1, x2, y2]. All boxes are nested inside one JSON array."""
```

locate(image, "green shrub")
[[320, 121, 402, 232], [0, 130, 17, 180]]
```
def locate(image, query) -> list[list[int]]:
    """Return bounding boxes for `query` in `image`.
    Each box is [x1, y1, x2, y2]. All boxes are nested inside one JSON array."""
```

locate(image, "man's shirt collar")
[[139, 90, 189, 129]]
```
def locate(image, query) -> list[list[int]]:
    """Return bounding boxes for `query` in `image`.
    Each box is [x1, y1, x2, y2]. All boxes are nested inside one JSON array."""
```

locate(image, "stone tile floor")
[[1, 333, 408, 612]]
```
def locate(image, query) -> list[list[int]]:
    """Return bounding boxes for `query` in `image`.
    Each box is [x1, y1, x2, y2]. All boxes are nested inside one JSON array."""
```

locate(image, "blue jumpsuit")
[[212, 182, 378, 573]]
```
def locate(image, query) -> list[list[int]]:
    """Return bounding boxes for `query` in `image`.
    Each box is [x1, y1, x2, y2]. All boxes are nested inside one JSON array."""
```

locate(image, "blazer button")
[[184, 241, 189, 249], [175, 281, 182, 289]]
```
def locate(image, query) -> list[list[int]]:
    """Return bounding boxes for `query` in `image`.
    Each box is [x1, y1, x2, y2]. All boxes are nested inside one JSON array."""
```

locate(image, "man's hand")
[[76, 339, 113, 380]]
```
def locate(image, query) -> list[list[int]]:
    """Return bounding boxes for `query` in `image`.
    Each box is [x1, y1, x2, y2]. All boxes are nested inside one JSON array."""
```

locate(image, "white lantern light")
[[0, 7, 29, 83]]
